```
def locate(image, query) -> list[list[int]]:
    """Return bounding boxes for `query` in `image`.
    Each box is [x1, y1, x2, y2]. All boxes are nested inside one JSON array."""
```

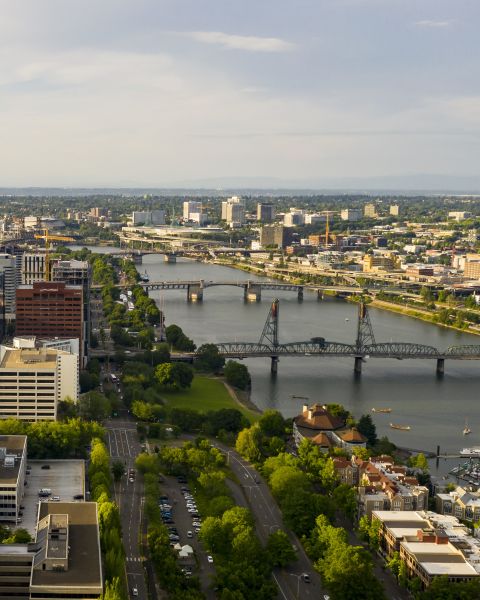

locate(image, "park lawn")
[[161, 376, 258, 423]]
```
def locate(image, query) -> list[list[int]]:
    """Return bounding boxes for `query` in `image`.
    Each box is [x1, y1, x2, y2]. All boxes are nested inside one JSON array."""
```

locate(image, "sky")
[[0, 0, 479, 188]]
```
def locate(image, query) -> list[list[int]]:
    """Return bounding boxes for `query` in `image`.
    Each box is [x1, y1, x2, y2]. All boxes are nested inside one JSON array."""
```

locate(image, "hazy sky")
[[0, 0, 478, 186]]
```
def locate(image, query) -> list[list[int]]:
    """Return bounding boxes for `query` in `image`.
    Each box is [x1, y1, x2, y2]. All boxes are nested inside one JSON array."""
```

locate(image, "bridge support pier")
[[271, 356, 279, 374], [244, 283, 261, 302], [187, 284, 203, 302], [436, 358, 445, 375], [317, 290, 323, 301], [297, 287, 304, 301], [354, 356, 363, 374]]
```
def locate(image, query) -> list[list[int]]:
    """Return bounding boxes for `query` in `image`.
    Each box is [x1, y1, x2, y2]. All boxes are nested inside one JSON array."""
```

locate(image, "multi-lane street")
[[105, 419, 147, 600]]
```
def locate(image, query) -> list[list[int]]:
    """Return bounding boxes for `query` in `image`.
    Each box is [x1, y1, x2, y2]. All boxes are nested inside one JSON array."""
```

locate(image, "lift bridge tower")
[[259, 298, 279, 374], [354, 301, 375, 373]]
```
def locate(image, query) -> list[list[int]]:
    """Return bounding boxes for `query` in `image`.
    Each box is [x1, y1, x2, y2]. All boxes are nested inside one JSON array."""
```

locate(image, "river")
[[76, 246, 480, 466]]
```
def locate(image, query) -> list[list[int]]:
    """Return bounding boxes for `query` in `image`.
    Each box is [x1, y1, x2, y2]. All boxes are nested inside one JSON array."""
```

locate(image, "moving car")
[[207, 555, 213, 564]]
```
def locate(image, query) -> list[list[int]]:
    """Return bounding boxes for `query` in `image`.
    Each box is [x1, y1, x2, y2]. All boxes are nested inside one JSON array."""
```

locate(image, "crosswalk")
[[126, 557, 143, 562]]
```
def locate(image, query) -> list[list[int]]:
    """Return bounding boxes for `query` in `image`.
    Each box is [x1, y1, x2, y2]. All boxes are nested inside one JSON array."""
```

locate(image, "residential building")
[[390, 205, 400, 217], [436, 486, 480, 522], [359, 456, 428, 516], [364, 203, 377, 218], [131, 210, 165, 226], [0, 340, 79, 420], [0, 253, 21, 319], [15, 282, 84, 365], [0, 435, 27, 523], [0, 501, 103, 600], [340, 208, 362, 222], [372, 510, 480, 588], [222, 197, 245, 227], [293, 403, 367, 455], [256, 203, 275, 223], [22, 253, 46, 285], [260, 225, 290, 249], [304, 213, 327, 225]]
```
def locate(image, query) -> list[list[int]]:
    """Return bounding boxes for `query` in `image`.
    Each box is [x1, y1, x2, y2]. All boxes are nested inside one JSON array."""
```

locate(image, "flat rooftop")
[[0, 348, 59, 370], [32, 502, 102, 591], [0, 435, 26, 485]]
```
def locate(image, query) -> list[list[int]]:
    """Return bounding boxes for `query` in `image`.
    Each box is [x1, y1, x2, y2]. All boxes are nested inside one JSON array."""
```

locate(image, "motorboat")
[[390, 423, 411, 431], [372, 408, 392, 413], [460, 448, 480, 457]]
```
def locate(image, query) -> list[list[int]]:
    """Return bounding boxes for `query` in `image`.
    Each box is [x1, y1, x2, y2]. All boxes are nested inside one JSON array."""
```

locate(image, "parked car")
[[41, 465, 50, 470], [187, 531, 193, 538]]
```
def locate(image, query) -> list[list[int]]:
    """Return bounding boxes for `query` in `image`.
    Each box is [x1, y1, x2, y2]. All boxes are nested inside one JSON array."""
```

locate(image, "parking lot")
[[19, 460, 85, 534], [160, 475, 215, 599]]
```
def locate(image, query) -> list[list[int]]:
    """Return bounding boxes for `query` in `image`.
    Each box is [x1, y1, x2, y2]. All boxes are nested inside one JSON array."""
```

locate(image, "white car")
[[207, 555, 213, 564], [132, 587, 138, 597]]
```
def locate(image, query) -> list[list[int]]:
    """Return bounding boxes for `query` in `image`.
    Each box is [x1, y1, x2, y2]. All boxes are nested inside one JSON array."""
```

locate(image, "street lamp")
[[289, 573, 302, 599]]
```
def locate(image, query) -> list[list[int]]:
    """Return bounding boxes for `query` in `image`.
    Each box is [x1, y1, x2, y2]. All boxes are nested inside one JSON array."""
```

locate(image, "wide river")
[[79, 247, 480, 462]]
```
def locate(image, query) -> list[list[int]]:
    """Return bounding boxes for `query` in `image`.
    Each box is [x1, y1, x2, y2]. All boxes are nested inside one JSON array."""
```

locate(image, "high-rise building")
[[259, 225, 290, 248], [222, 197, 245, 228], [131, 210, 165, 226], [364, 203, 378, 218], [283, 210, 305, 227], [390, 205, 400, 217], [256, 203, 275, 223], [183, 201, 207, 225], [16, 282, 84, 364], [0, 340, 79, 420], [22, 253, 46, 284], [340, 208, 362, 222], [0, 254, 21, 320], [51, 260, 91, 361]]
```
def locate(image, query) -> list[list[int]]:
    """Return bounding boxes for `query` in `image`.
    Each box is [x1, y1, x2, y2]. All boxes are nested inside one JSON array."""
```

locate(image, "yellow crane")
[[34, 229, 75, 281]]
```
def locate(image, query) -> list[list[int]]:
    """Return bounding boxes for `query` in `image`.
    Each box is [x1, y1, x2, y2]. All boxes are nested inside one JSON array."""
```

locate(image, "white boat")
[[460, 448, 480, 457]]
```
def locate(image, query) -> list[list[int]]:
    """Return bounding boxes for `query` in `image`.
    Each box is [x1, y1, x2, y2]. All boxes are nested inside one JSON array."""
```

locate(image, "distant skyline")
[[0, 1, 478, 188]]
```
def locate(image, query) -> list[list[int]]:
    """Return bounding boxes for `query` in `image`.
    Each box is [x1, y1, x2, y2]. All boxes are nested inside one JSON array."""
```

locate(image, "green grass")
[[161, 376, 258, 422]]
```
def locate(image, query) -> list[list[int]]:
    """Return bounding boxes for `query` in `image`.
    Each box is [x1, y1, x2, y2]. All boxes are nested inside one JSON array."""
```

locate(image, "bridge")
[[188, 300, 480, 375], [92, 279, 361, 301]]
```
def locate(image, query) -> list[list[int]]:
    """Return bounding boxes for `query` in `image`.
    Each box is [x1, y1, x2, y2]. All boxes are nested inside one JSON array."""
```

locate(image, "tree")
[[235, 424, 263, 463], [111, 460, 125, 482], [79, 371, 99, 393], [258, 410, 285, 437], [332, 484, 357, 520], [224, 361, 250, 390], [266, 530, 296, 567], [357, 414, 377, 447], [155, 363, 194, 390], [409, 452, 429, 473], [195, 344, 225, 372], [78, 391, 111, 421]]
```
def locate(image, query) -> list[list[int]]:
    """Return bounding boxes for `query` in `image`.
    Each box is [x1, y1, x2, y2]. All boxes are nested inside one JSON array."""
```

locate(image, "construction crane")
[[323, 211, 336, 246], [34, 229, 75, 281]]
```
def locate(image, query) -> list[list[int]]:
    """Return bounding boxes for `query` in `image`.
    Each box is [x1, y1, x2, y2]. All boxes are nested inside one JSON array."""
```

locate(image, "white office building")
[[222, 197, 245, 228], [0, 341, 79, 421], [22, 253, 46, 285], [340, 208, 363, 222], [131, 210, 165, 226]]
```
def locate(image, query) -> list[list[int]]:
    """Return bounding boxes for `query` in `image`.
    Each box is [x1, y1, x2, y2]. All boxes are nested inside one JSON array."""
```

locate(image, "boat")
[[140, 270, 150, 283], [345, 318, 349, 322], [390, 423, 411, 431], [463, 419, 472, 435], [372, 408, 392, 413], [460, 447, 480, 457]]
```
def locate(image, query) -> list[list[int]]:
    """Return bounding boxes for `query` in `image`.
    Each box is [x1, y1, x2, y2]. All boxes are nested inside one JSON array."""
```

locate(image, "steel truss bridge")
[[201, 300, 480, 375]]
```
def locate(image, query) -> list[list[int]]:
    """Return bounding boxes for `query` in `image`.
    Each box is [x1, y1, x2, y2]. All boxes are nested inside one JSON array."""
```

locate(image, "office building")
[[372, 510, 480, 588], [131, 210, 165, 226], [304, 213, 327, 225], [0, 501, 103, 600], [256, 203, 275, 223], [183, 201, 207, 225], [363, 254, 399, 272], [364, 203, 378, 218], [0, 340, 79, 420], [22, 253, 46, 285], [0, 253, 21, 319], [16, 282, 84, 365], [449, 211, 472, 222], [23, 216, 40, 230], [340, 208, 362, 222], [283, 209, 305, 227], [0, 435, 27, 523], [464, 257, 480, 280], [222, 197, 245, 228], [259, 225, 290, 249]]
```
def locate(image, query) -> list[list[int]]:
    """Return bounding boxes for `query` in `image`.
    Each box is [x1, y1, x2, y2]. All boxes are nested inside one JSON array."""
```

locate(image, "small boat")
[[140, 270, 150, 282], [372, 408, 392, 413], [390, 423, 411, 431], [460, 447, 480, 457], [345, 318, 349, 322], [463, 419, 472, 435]]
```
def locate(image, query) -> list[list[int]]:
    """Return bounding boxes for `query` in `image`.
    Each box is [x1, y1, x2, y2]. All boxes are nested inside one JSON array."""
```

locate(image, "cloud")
[[182, 31, 294, 52], [414, 20, 451, 28]]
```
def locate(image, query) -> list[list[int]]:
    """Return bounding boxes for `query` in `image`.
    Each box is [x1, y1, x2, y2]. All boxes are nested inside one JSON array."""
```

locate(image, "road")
[[105, 419, 148, 600], [214, 443, 325, 600]]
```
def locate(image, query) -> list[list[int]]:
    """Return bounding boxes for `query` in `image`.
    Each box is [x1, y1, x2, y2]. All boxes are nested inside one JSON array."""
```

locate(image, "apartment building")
[[0, 342, 79, 421], [340, 208, 362, 222], [257, 203, 275, 223], [0, 502, 103, 600], [372, 510, 480, 587], [436, 486, 480, 523], [358, 456, 428, 517], [363, 253, 399, 273], [0, 435, 27, 523], [222, 197, 245, 228], [364, 203, 378, 218]]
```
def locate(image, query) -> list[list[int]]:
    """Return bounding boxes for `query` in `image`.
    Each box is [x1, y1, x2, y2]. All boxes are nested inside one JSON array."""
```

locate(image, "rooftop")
[[0, 435, 26, 485], [0, 348, 62, 370]]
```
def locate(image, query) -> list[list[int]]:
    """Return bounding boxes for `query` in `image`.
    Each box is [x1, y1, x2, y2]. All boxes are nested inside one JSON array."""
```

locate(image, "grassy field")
[[161, 376, 258, 423]]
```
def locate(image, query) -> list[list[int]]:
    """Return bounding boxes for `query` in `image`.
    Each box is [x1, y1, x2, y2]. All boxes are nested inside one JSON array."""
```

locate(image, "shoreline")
[[220, 378, 262, 417]]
